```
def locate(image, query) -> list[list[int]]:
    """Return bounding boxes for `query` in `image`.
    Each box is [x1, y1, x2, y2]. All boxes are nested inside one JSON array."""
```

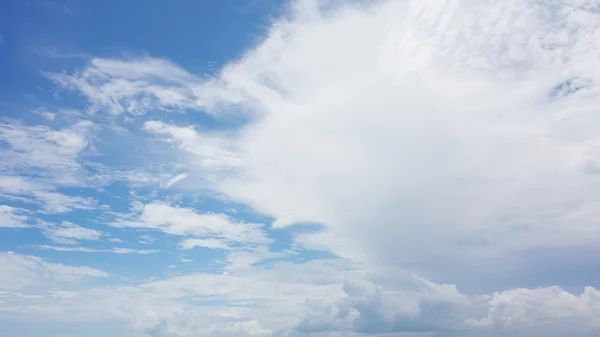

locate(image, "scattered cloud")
[[3, 0, 600, 336]]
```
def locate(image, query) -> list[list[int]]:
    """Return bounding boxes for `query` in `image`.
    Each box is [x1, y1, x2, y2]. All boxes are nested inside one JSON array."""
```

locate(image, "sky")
[[1, 0, 600, 336]]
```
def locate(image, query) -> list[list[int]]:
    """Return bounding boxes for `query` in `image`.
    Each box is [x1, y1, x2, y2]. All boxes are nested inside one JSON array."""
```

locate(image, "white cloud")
[[132, 0, 600, 272], [15, 0, 600, 336], [111, 202, 271, 245], [38, 221, 103, 244], [108, 238, 123, 243], [1, 258, 598, 337], [143, 121, 242, 170], [471, 286, 600, 330], [0, 120, 93, 175], [0, 252, 107, 291], [224, 246, 293, 270], [47, 58, 208, 115], [138, 234, 157, 244], [179, 238, 229, 250], [36, 245, 158, 255], [0, 175, 96, 213], [0, 120, 99, 214], [295, 274, 600, 335], [216, 320, 272, 336], [162, 172, 189, 188], [0, 205, 30, 228]]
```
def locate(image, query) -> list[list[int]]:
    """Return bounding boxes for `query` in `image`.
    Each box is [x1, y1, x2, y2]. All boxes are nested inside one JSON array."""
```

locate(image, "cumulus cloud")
[[126, 0, 600, 277], [296, 275, 600, 335], [1, 259, 598, 337]]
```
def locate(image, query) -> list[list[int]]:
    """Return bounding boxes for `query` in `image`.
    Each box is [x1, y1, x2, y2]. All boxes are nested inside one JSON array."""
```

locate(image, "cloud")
[[224, 246, 293, 270], [0, 252, 107, 291], [129, 0, 600, 275], [138, 234, 157, 244], [111, 202, 271, 245], [0, 175, 96, 213], [471, 286, 600, 330], [47, 58, 208, 115], [0, 120, 93, 175], [1, 257, 598, 337], [162, 172, 188, 188], [0, 205, 30, 228], [296, 275, 600, 335], [36, 245, 158, 255], [10, 0, 600, 336], [215, 320, 272, 336], [37, 221, 103, 244], [179, 238, 228, 250], [0, 120, 99, 213], [143, 121, 242, 170]]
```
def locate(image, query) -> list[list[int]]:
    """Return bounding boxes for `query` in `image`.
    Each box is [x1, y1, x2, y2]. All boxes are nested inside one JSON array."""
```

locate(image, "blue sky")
[[1, 1, 600, 337]]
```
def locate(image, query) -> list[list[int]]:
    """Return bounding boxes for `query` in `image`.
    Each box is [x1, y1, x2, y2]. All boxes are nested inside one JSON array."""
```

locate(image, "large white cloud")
[[137, 0, 600, 274]]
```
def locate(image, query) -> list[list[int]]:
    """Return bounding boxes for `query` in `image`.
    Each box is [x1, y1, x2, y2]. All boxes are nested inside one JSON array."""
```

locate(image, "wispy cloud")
[[161, 172, 188, 188], [138, 234, 157, 245], [110, 202, 271, 246], [47, 58, 208, 115], [37, 221, 103, 245], [0, 205, 31, 228], [36, 245, 158, 255], [0, 252, 107, 291]]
